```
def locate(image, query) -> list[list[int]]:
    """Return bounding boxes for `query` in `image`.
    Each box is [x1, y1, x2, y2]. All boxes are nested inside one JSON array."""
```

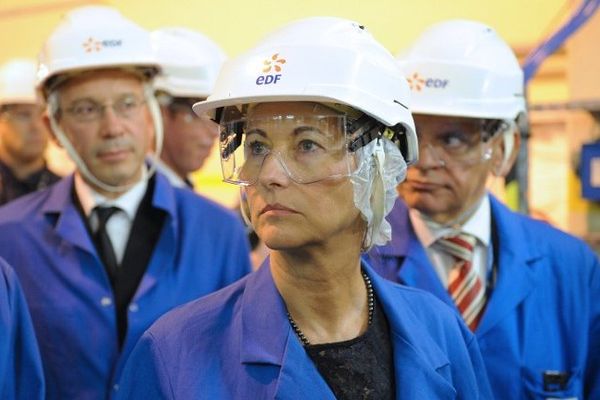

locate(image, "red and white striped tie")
[[437, 233, 486, 331]]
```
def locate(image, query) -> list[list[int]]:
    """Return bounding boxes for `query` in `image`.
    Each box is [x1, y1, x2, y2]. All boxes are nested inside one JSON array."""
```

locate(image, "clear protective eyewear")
[[62, 94, 146, 123], [416, 118, 505, 168], [218, 106, 358, 186]]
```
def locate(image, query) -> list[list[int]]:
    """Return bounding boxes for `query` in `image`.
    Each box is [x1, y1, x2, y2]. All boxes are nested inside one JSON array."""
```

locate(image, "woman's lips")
[[260, 203, 297, 216]]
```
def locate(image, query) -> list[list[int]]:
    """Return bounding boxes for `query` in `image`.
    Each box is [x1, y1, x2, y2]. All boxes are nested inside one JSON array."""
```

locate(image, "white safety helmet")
[[37, 5, 159, 98], [37, 5, 163, 194], [194, 16, 417, 249], [152, 27, 226, 98], [0, 59, 38, 105], [397, 19, 525, 121], [193, 16, 418, 166]]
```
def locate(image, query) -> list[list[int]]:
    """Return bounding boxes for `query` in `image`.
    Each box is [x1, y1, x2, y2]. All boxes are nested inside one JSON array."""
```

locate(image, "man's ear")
[[492, 129, 521, 177]]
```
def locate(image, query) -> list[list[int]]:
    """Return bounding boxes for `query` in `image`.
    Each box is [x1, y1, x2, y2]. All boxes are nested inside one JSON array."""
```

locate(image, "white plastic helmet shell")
[[193, 16, 417, 165], [152, 27, 226, 98], [37, 5, 159, 97], [0, 59, 37, 105], [397, 19, 525, 120]]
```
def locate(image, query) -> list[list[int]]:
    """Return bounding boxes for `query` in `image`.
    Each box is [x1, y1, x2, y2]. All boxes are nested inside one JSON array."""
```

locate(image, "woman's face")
[[243, 102, 365, 251]]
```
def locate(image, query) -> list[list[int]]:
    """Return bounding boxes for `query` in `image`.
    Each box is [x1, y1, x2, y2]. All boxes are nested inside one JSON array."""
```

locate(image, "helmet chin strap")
[[47, 82, 163, 194]]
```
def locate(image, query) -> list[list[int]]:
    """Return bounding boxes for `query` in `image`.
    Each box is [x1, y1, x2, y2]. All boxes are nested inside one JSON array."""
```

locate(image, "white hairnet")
[[351, 137, 407, 250]]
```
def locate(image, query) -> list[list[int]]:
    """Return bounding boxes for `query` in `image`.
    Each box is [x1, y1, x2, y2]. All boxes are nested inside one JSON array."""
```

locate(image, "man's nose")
[[415, 143, 446, 169], [99, 106, 125, 137]]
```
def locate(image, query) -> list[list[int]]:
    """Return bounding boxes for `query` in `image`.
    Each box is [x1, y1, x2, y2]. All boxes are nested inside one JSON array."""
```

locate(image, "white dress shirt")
[[75, 169, 148, 265], [409, 194, 492, 288]]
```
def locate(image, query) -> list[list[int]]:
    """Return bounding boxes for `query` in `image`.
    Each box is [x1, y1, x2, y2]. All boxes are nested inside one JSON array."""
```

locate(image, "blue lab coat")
[[115, 260, 493, 399], [367, 194, 600, 399], [0, 257, 44, 399], [0, 173, 252, 399]]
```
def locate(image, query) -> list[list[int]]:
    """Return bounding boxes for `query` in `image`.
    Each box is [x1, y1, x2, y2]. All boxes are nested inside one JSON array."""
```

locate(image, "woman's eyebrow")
[[293, 126, 325, 136], [245, 128, 267, 137]]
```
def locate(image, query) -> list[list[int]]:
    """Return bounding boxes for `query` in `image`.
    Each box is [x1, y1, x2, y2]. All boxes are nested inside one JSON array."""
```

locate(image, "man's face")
[[399, 114, 503, 224], [161, 98, 219, 178], [54, 69, 153, 190], [0, 103, 49, 163]]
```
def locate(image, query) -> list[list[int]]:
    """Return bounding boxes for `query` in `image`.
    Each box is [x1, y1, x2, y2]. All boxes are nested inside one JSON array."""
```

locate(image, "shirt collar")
[[74, 167, 148, 220], [153, 157, 189, 188], [409, 193, 491, 248]]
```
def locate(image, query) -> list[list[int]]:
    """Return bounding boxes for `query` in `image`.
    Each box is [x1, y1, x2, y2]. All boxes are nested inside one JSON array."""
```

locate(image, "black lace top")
[[305, 297, 395, 400]]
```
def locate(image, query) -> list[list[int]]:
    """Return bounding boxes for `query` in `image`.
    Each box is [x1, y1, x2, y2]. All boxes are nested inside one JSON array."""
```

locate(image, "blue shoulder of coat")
[[142, 272, 251, 346], [491, 195, 598, 266], [162, 180, 242, 228], [0, 177, 62, 224]]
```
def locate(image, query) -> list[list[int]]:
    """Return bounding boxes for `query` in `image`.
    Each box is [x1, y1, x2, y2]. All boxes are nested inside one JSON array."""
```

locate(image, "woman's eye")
[[247, 140, 269, 156], [298, 139, 321, 152]]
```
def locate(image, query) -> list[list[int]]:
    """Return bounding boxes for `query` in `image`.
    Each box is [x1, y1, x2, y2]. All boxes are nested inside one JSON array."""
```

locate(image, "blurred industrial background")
[[2, 0, 600, 249]]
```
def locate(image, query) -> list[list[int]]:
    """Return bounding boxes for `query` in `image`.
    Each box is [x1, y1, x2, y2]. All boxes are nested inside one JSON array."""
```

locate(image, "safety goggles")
[[217, 103, 409, 186], [219, 109, 355, 185], [415, 117, 505, 167]]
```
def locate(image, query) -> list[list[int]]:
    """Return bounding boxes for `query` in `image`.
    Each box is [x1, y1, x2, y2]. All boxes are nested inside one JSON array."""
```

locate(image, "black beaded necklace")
[[286, 271, 375, 347]]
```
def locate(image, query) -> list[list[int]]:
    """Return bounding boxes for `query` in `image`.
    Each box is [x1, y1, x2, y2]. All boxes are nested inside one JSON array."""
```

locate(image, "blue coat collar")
[[240, 259, 456, 399], [39, 173, 181, 298], [40, 173, 178, 248], [380, 195, 543, 338]]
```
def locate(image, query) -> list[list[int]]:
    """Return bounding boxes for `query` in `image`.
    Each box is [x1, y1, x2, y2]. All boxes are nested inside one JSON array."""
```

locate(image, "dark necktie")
[[93, 206, 121, 286]]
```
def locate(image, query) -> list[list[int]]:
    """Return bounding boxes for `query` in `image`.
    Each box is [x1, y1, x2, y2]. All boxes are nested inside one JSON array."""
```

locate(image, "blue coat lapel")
[[383, 196, 542, 339], [41, 176, 96, 254], [476, 196, 540, 338], [239, 261, 336, 399], [275, 335, 336, 399], [133, 173, 178, 299], [370, 266, 456, 399]]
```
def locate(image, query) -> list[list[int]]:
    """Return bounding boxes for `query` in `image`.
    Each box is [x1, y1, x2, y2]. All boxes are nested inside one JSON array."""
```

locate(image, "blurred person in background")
[[368, 19, 600, 399], [152, 27, 226, 188], [0, 59, 60, 205]]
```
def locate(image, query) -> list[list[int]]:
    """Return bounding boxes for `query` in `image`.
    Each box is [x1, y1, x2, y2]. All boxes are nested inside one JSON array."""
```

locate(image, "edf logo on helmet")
[[407, 72, 449, 91], [82, 37, 123, 53], [256, 53, 286, 85]]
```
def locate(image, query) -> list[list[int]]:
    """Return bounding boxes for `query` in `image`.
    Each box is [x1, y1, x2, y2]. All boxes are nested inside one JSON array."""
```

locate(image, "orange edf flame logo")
[[82, 37, 102, 53], [262, 53, 286, 73], [407, 72, 425, 91]]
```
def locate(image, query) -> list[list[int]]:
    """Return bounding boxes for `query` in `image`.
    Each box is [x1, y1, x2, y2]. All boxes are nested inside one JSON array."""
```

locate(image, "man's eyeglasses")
[[62, 95, 146, 122]]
